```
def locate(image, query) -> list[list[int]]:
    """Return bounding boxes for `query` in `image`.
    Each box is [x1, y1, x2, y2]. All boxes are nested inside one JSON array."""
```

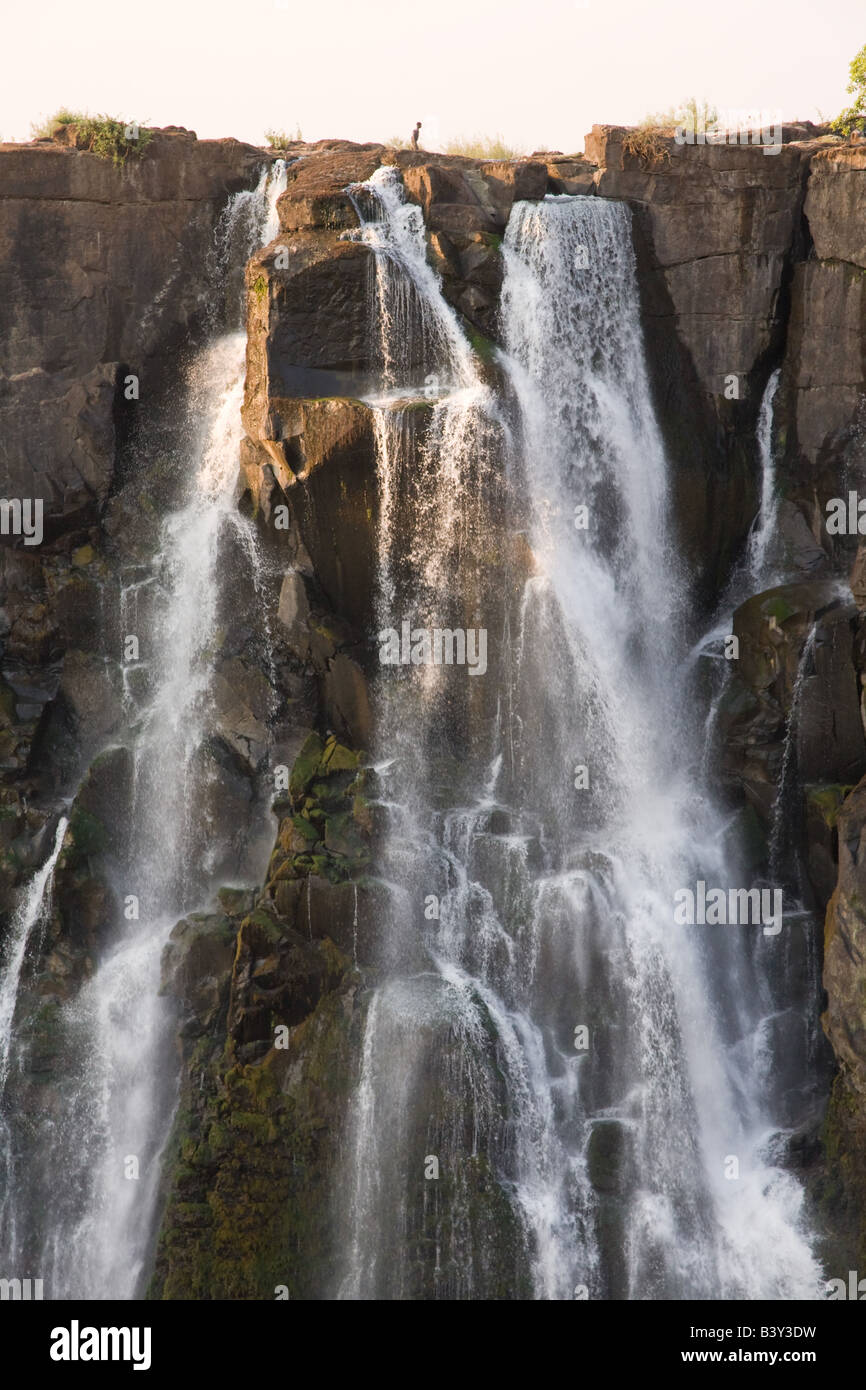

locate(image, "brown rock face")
[[587, 123, 810, 392], [806, 145, 866, 268], [394, 152, 548, 337], [776, 150, 866, 556], [823, 777, 866, 1266], [584, 127, 812, 586], [276, 141, 385, 232], [0, 132, 266, 530], [716, 582, 862, 822], [581, 124, 866, 600]]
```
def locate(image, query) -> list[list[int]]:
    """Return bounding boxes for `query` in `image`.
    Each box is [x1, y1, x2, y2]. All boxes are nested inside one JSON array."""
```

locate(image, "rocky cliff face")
[[0, 129, 267, 910], [0, 130, 265, 527], [4, 123, 866, 1294]]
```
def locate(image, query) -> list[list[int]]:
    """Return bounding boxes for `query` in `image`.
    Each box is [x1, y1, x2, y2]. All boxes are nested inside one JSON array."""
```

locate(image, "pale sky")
[[3, 0, 861, 153]]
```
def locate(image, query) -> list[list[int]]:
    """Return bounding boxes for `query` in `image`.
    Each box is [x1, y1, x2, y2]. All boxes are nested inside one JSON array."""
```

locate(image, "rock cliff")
[[4, 121, 866, 1293]]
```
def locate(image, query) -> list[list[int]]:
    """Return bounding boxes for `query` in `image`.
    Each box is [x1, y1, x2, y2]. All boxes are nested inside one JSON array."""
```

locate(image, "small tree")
[[832, 43, 866, 134]]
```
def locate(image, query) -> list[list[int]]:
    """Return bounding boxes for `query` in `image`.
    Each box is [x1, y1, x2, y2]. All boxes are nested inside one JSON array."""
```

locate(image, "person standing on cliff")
[[411, 121, 422, 150]]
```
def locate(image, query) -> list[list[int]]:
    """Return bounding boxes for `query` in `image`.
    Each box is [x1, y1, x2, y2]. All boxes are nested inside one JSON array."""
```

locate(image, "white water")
[[0, 818, 68, 1094], [340, 181, 824, 1299], [501, 197, 821, 1299], [44, 334, 249, 1298], [0, 815, 68, 1265], [0, 163, 284, 1298], [215, 158, 287, 319], [768, 624, 818, 883], [748, 368, 782, 588]]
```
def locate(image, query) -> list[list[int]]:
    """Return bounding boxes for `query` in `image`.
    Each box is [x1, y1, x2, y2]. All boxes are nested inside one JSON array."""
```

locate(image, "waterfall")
[[501, 197, 821, 1299], [0, 163, 285, 1299], [748, 368, 782, 588], [0, 818, 68, 1093], [215, 158, 287, 321], [0, 815, 68, 1263], [768, 624, 818, 883], [340, 181, 824, 1299]]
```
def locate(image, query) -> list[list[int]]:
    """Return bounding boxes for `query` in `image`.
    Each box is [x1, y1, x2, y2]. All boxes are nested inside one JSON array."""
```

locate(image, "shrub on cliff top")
[[265, 126, 303, 149], [622, 128, 671, 167], [831, 43, 866, 135], [31, 109, 153, 164], [639, 97, 718, 134]]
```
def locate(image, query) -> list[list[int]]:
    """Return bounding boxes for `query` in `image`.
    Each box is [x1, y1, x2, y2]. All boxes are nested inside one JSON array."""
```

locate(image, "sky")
[[2, 1, 862, 153]]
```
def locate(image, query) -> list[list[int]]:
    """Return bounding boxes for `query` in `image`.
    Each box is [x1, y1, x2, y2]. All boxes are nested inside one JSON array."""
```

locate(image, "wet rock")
[[805, 784, 852, 905], [822, 774, 866, 1264], [210, 656, 272, 771], [587, 1118, 632, 1195], [161, 913, 237, 1036], [276, 143, 384, 233], [276, 570, 312, 658], [542, 152, 596, 195], [717, 581, 840, 817], [240, 396, 377, 633], [323, 651, 372, 749]]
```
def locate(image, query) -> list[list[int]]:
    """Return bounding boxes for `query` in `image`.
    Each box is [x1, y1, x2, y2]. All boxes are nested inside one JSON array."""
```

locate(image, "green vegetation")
[[31, 108, 153, 165], [265, 125, 303, 149], [832, 43, 866, 134], [30, 106, 85, 137], [805, 783, 855, 830], [267, 732, 371, 888], [61, 807, 106, 868], [467, 326, 497, 365], [443, 133, 525, 159]]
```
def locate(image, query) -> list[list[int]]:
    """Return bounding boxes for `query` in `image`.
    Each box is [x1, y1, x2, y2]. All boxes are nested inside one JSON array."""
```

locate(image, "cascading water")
[[0, 815, 69, 1262], [0, 818, 69, 1095], [769, 624, 818, 884], [0, 161, 286, 1298], [340, 179, 824, 1299], [748, 368, 783, 588], [501, 197, 821, 1298]]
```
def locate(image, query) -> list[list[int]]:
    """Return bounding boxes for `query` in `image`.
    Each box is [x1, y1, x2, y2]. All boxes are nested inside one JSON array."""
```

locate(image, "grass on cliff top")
[[265, 126, 303, 149], [638, 97, 718, 134], [30, 109, 153, 164], [385, 132, 526, 158], [30, 106, 83, 136], [623, 98, 718, 167], [443, 133, 526, 159]]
